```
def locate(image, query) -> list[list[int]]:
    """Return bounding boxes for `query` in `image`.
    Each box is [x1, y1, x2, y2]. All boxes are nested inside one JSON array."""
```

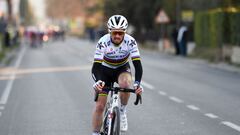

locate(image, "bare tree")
[[6, 0, 12, 22]]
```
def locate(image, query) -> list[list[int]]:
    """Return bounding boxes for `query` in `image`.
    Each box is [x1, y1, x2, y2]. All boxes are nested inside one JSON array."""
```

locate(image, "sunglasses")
[[111, 31, 125, 36]]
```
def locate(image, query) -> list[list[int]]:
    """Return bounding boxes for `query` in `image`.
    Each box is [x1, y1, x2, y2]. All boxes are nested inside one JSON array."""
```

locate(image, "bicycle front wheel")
[[100, 108, 109, 135], [110, 107, 120, 135]]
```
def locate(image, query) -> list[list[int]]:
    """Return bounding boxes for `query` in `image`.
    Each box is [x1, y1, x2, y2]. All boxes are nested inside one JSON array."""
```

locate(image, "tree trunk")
[[7, 0, 12, 22]]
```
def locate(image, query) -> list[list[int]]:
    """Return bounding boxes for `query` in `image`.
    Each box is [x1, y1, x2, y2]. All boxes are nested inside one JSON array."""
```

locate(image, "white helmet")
[[107, 15, 128, 32]]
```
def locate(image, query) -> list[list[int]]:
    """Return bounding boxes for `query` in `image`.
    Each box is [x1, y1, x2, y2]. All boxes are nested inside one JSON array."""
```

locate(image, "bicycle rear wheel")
[[110, 107, 120, 135]]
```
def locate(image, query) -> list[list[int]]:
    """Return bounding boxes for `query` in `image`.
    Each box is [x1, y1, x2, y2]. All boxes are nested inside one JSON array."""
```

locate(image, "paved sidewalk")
[[142, 48, 240, 74], [209, 62, 240, 74]]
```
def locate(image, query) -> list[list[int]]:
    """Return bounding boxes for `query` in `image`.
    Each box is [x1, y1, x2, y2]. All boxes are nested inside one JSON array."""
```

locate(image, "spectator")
[[177, 25, 188, 56], [171, 27, 180, 55]]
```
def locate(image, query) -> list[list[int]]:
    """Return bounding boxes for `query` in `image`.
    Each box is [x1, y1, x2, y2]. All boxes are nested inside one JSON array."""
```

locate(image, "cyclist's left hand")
[[133, 82, 144, 95]]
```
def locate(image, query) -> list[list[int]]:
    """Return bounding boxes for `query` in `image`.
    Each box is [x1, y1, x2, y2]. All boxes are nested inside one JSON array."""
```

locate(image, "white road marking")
[[0, 66, 91, 75], [169, 96, 184, 103], [204, 113, 218, 119], [0, 106, 4, 110], [187, 105, 200, 111], [0, 75, 20, 80], [0, 46, 26, 105], [141, 81, 154, 90], [0, 112, 2, 117], [158, 91, 167, 96], [131, 81, 240, 133], [221, 121, 240, 132]]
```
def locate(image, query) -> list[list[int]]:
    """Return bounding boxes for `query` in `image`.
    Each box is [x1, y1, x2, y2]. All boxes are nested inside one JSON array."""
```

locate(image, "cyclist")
[[91, 15, 143, 135]]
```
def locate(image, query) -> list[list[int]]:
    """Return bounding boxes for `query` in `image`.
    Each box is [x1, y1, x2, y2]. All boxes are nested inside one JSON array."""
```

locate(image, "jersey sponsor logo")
[[131, 50, 138, 53], [106, 51, 116, 55], [105, 53, 129, 59], [119, 50, 128, 54], [95, 52, 102, 55]]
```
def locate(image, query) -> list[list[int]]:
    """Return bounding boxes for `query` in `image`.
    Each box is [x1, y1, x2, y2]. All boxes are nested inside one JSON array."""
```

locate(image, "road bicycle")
[[94, 87, 142, 135]]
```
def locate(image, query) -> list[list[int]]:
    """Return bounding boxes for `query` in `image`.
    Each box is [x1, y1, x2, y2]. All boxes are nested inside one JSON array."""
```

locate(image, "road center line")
[[221, 121, 240, 132], [204, 113, 218, 119], [169, 96, 184, 103], [158, 91, 167, 96], [0, 46, 26, 105], [187, 105, 200, 111], [141, 81, 154, 90]]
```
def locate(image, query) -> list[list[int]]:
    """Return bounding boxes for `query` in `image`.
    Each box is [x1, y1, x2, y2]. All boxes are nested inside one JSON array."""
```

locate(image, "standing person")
[[177, 25, 188, 56], [171, 27, 180, 55], [91, 15, 143, 135]]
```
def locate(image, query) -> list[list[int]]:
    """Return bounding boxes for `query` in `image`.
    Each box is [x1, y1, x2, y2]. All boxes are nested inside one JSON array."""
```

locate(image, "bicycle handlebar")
[[94, 87, 142, 105]]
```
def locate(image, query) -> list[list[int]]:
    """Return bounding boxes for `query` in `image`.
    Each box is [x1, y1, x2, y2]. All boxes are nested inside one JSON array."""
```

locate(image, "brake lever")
[[134, 94, 142, 105]]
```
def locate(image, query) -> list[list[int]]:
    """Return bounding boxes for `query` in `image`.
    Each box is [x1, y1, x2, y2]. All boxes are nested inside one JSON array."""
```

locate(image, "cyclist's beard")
[[111, 37, 123, 45]]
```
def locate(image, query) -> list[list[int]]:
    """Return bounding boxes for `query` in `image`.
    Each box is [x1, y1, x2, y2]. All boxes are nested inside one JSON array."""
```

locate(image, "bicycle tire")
[[110, 107, 120, 135], [101, 109, 109, 135]]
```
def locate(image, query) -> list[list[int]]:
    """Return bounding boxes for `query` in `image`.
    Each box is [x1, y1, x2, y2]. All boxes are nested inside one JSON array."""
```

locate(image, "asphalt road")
[[0, 37, 240, 135]]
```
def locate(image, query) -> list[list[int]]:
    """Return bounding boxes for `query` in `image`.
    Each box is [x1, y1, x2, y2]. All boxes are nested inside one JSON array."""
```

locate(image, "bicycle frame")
[[95, 87, 142, 135], [106, 91, 120, 135]]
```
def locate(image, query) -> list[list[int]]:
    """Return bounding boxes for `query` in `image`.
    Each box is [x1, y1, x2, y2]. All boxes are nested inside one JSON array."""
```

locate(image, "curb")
[[209, 62, 240, 74]]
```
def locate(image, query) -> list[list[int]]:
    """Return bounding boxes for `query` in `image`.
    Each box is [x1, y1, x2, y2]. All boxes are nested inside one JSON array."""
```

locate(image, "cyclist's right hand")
[[93, 80, 105, 91], [133, 81, 144, 95]]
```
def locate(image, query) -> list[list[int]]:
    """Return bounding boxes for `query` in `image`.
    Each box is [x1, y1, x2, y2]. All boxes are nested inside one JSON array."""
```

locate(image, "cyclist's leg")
[[92, 94, 108, 133], [117, 63, 132, 105], [118, 72, 132, 131], [118, 72, 132, 105], [116, 64, 132, 131], [92, 66, 114, 133]]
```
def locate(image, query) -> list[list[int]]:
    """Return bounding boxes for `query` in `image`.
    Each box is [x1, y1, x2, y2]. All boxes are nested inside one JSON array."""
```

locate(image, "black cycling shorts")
[[99, 63, 131, 95]]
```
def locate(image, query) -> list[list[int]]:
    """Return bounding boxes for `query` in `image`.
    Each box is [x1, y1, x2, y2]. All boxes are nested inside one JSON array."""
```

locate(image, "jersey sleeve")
[[127, 36, 143, 83], [92, 40, 105, 82], [93, 41, 105, 63], [128, 38, 141, 61]]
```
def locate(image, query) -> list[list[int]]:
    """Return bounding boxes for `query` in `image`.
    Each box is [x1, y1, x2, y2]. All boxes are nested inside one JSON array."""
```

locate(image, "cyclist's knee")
[[119, 81, 131, 88], [95, 103, 105, 113], [118, 72, 132, 88]]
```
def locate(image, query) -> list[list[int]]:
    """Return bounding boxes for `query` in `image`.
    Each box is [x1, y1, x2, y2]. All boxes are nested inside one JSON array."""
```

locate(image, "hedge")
[[194, 7, 240, 48]]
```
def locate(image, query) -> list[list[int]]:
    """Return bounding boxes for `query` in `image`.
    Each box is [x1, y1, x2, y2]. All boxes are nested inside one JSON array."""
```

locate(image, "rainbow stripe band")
[[132, 57, 141, 61], [99, 94, 108, 96], [103, 53, 130, 66], [103, 58, 128, 66], [94, 59, 103, 63]]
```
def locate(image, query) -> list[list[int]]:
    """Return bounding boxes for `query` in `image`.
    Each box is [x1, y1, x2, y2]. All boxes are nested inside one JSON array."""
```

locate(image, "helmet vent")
[[120, 20, 125, 26], [115, 16, 121, 25], [110, 19, 114, 27]]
